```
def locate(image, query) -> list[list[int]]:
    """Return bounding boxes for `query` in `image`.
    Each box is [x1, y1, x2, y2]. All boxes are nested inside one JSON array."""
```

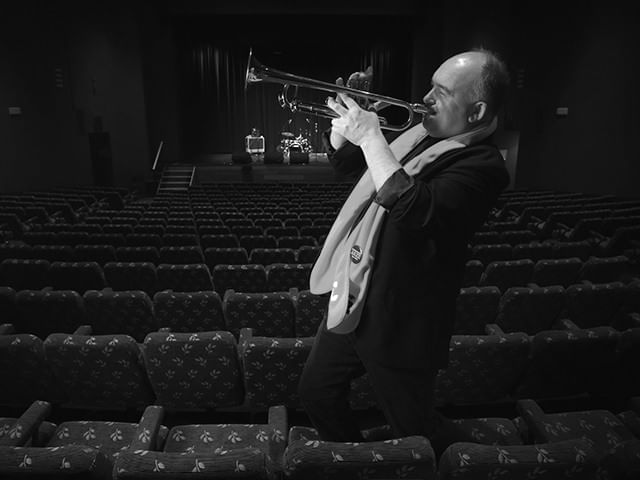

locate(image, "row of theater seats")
[[0, 253, 633, 300], [0, 259, 314, 294], [1, 396, 639, 479], [0, 287, 326, 340], [2, 278, 639, 343], [2, 321, 639, 414], [14, 231, 326, 249], [0, 242, 322, 265], [456, 280, 640, 334], [464, 253, 634, 290]]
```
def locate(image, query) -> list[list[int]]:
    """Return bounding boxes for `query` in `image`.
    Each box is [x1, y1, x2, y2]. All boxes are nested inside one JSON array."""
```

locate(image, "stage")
[[192, 153, 352, 184]]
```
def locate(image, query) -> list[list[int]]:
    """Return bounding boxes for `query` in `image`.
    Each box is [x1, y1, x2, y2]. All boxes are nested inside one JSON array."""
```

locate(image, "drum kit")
[[277, 130, 312, 155]]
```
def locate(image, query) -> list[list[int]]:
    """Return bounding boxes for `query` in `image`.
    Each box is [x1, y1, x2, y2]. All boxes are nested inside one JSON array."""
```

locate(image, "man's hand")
[[327, 93, 383, 148], [328, 66, 373, 151]]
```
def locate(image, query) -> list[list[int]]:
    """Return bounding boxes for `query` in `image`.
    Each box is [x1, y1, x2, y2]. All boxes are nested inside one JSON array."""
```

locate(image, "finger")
[[327, 96, 349, 116], [337, 92, 360, 110], [336, 77, 344, 87]]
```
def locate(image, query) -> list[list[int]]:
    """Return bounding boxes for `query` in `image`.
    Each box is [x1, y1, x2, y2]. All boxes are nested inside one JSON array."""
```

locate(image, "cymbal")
[[281, 131, 295, 138]]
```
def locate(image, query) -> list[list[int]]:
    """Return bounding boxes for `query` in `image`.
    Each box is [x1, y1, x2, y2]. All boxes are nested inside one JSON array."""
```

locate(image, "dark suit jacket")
[[326, 131, 510, 371]]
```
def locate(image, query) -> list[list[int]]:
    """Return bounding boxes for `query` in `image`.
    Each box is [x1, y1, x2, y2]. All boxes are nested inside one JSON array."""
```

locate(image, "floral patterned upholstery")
[[517, 398, 640, 476], [153, 291, 225, 332], [470, 244, 512, 264], [296, 245, 322, 264], [531, 257, 582, 287], [158, 246, 205, 264], [200, 234, 240, 249], [552, 240, 593, 261], [114, 447, 268, 479], [239, 328, 314, 410], [125, 233, 163, 248], [0, 258, 50, 290], [496, 285, 566, 334], [44, 332, 155, 410], [434, 332, 530, 406], [45, 405, 166, 460], [104, 262, 158, 295], [292, 289, 328, 337], [115, 247, 161, 265], [511, 241, 554, 262], [240, 235, 278, 253], [204, 247, 249, 268], [0, 444, 113, 479], [48, 261, 107, 294], [0, 400, 51, 447], [438, 439, 599, 479], [156, 263, 214, 292], [31, 244, 75, 262], [265, 263, 312, 292], [479, 259, 535, 292], [0, 332, 64, 407], [454, 286, 501, 334], [142, 331, 243, 409], [564, 282, 627, 328], [0, 286, 17, 324], [0, 242, 34, 262], [15, 289, 86, 338], [614, 328, 640, 398], [276, 236, 317, 250], [577, 255, 631, 283], [462, 260, 484, 287], [249, 248, 297, 266], [283, 425, 436, 480], [83, 290, 158, 342], [162, 234, 199, 247], [156, 405, 286, 477], [515, 326, 620, 400], [74, 244, 118, 266], [212, 264, 268, 295], [223, 291, 296, 338]]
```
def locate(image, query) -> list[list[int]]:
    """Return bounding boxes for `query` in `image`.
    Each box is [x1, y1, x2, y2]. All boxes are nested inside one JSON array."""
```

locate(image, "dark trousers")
[[298, 318, 440, 443]]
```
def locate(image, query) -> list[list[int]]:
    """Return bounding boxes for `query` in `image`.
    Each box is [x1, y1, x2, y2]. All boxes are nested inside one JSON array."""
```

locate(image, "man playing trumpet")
[[299, 49, 511, 457]]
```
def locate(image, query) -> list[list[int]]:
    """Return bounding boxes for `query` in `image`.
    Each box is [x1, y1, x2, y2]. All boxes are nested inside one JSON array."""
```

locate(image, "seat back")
[[142, 331, 243, 410], [224, 291, 295, 338], [84, 290, 157, 342], [44, 332, 154, 410], [435, 332, 530, 406], [153, 291, 225, 332]]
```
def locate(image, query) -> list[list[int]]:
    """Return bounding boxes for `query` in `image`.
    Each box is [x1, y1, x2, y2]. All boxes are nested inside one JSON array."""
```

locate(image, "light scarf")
[[309, 118, 497, 333]]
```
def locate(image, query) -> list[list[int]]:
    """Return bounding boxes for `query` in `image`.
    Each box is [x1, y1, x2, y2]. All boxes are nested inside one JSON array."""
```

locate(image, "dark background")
[[1, 0, 638, 197]]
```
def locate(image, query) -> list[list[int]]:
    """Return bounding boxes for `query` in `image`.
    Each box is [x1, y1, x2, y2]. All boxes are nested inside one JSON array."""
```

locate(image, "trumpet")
[[245, 49, 430, 132]]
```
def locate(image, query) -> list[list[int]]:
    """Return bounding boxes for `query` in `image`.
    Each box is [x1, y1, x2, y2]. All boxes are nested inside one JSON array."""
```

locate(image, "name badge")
[[350, 245, 362, 264]]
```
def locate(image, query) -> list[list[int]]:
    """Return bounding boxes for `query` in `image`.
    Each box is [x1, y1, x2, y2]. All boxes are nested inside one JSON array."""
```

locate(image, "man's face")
[[421, 53, 484, 138]]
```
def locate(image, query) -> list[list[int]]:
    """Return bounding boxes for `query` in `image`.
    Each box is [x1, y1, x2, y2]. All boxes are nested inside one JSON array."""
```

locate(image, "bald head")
[[421, 49, 509, 138]]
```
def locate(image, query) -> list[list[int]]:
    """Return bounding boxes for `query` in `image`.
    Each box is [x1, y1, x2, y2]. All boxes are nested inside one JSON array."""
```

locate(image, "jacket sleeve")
[[375, 146, 510, 236]]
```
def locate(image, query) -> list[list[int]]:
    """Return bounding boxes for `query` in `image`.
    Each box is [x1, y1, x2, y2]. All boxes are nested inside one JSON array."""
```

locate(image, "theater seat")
[[44, 327, 155, 410], [239, 328, 314, 410], [153, 290, 225, 332], [283, 426, 436, 480], [83, 290, 158, 342], [142, 331, 243, 410], [223, 290, 296, 338], [438, 439, 599, 479]]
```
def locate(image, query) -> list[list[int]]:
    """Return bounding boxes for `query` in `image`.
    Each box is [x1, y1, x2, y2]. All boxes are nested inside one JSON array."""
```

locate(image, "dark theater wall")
[[440, 0, 639, 198], [0, 2, 150, 192]]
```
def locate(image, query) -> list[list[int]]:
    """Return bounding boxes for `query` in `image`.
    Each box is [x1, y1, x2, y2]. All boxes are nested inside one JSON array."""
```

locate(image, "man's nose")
[[423, 90, 435, 105]]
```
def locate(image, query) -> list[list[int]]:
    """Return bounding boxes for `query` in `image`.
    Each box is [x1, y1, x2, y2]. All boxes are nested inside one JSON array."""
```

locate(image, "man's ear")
[[468, 101, 488, 123]]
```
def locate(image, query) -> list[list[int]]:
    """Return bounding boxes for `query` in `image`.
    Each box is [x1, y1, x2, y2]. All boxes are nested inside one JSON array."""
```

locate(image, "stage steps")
[[156, 164, 195, 194]]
